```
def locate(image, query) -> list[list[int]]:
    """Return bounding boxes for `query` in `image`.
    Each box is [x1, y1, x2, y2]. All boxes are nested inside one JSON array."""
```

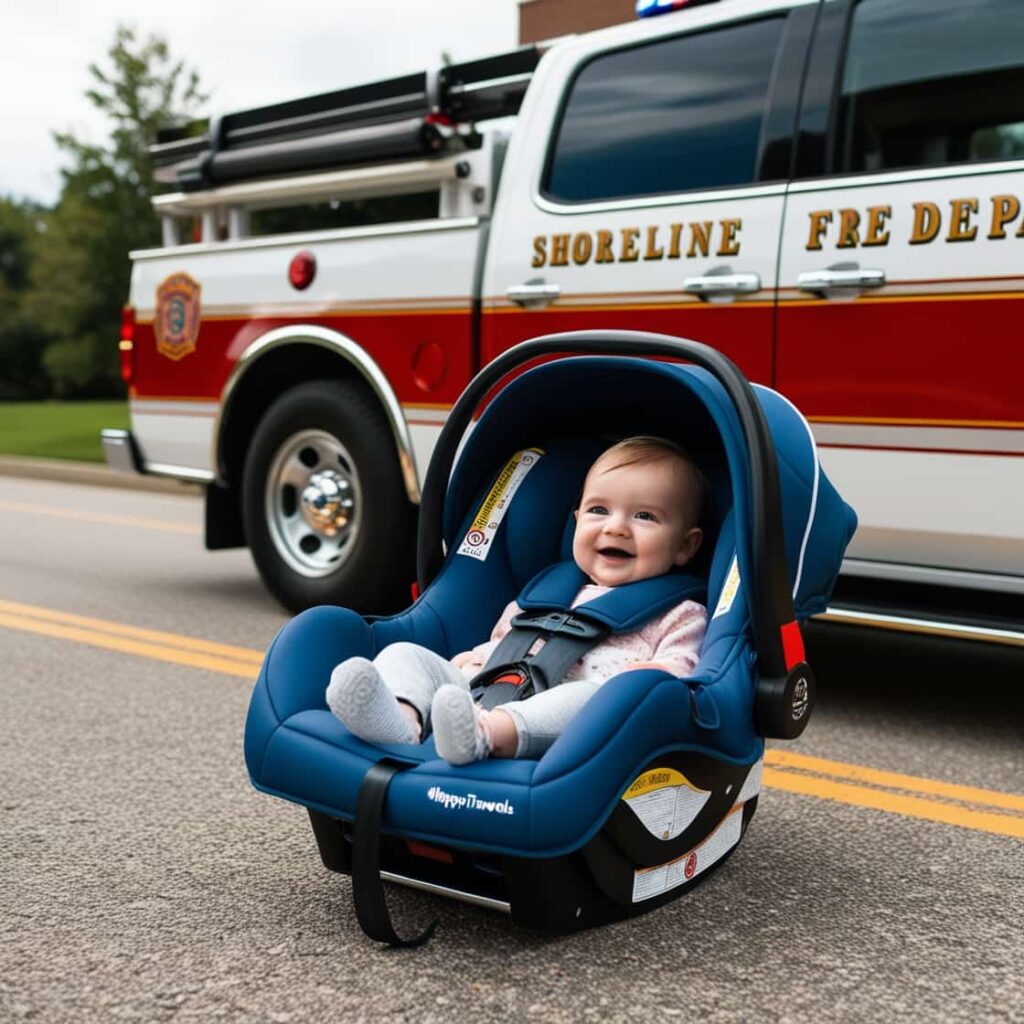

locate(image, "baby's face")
[[572, 456, 701, 588]]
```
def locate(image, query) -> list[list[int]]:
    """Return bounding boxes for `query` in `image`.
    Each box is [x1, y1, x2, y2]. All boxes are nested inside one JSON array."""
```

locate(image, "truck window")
[[838, 0, 1024, 173], [543, 18, 784, 203]]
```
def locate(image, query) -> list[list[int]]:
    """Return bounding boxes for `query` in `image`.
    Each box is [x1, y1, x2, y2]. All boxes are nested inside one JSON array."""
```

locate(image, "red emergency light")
[[119, 305, 135, 385], [288, 250, 317, 290], [637, 0, 718, 16]]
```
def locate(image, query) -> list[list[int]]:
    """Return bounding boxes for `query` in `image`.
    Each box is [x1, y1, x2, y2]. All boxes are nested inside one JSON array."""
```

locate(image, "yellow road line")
[[766, 749, 1024, 813], [763, 768, 1024, 840], [0, 599, 265, 663], [0, 611, 258, 679], [1, 600, 1021, 839], [0, 499, 200, 535]]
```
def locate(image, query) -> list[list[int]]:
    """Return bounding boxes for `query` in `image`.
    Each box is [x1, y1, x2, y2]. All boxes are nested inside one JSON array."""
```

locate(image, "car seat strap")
[[470, 609, 610, 704], [352, 760, 438, 948]]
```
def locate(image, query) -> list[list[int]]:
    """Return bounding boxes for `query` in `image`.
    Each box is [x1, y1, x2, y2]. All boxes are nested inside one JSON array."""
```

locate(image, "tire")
[[242, 379, 416, 614]]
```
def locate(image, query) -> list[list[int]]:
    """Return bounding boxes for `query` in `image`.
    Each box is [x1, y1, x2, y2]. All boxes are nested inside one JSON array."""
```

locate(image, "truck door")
[[481, 3, 813, 384], [776, 0, 1024, 583]]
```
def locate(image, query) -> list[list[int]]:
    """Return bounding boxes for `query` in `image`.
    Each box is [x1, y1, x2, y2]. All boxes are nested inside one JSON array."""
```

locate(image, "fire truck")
[[103, 0, 1024, 645]]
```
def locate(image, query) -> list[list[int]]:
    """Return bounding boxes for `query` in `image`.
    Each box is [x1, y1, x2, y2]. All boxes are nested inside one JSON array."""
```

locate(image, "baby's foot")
[[325, 658, 418, 744], [431, 685, 490, 765]]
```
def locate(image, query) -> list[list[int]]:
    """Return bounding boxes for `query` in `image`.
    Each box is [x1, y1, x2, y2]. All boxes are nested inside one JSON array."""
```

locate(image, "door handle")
[[683, 272, 762, 297], [797, 268, 886, 292], [506, 282, 561, 307]]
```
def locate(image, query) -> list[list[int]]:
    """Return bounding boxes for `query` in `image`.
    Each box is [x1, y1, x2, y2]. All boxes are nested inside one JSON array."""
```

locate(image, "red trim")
[[410, 581, 420, 602], [780, 621, 805, 670], [816, 443, 1023, 458], [405, 840, 454, 863]]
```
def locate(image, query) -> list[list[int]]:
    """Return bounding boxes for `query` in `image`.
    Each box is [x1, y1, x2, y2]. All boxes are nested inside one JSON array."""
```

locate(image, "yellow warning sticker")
[[712, 553, 741, 619], [623, 767, 711, 841], [457, 448, 544, 562], [625, 768, 688, 798]]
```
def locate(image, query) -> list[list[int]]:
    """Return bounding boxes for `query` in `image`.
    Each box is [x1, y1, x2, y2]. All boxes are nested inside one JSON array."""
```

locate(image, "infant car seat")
[[244, 331, 857, 945]]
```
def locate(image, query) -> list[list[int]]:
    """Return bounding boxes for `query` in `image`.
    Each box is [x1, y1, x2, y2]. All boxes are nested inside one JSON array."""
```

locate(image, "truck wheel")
[[242, 379, 415, 614]]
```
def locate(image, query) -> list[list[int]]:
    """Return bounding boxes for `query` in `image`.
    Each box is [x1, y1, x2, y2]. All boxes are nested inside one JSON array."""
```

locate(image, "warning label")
[[712, 554, 741, 619], [623, 768, 711, 841], [457, 448, 543, 562], [631, 807, 743, 903]]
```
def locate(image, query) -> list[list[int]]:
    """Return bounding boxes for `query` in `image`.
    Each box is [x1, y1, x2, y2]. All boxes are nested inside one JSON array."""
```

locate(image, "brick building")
[[518, 0, 637, 44]]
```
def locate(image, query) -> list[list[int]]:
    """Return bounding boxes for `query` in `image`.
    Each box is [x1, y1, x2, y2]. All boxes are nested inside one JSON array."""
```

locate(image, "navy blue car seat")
[[244, 331, 857, 945]]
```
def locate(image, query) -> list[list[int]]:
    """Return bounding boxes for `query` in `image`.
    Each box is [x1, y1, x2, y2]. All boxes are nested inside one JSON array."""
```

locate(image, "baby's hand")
[[626, 661, 672, 673], [451, 651, 484, 674]]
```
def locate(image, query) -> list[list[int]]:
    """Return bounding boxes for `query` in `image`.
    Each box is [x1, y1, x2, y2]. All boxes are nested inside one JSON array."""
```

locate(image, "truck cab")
[[105, 0, 1024, 643]]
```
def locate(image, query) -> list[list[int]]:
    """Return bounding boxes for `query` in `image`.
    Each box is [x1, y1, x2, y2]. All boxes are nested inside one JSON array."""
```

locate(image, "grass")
[[0, 401, 130, 463]]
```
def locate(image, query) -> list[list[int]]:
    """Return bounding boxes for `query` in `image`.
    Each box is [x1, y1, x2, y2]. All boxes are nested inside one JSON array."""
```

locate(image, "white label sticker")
[[736, 759, 763, 805], [623, 768, 711, 841], [457, 448, 543, 562], [631, 807, 743, 903], [712, 554, 741, 619]]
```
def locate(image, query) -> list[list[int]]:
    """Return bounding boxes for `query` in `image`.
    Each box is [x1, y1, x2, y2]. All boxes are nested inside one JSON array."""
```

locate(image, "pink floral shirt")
[[462, 583, 707, 683]]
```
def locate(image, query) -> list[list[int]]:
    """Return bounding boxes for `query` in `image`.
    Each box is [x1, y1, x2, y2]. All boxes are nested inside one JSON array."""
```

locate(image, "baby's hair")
[[594, 435, 707, 527]]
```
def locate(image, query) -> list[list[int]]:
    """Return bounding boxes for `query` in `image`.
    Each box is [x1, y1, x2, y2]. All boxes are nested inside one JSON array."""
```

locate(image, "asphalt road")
[[1, 476, 1021, 1023]]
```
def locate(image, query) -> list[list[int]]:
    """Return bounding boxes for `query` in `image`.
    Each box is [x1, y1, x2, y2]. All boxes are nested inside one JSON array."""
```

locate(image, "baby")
[[326, 436, 708, 764]]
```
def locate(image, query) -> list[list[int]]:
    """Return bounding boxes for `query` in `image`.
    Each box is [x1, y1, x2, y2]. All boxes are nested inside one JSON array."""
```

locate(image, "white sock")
[[325, 658, 418, 744], [431, 685, 491, 765]]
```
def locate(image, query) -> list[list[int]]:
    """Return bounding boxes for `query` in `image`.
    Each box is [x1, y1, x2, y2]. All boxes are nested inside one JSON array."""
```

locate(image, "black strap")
[[470, 610, 610, 703], [352, 760, 437, 948]]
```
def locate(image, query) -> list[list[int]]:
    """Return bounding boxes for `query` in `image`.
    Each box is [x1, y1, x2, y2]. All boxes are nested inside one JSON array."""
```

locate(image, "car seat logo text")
[[427, 785, 515, 816]]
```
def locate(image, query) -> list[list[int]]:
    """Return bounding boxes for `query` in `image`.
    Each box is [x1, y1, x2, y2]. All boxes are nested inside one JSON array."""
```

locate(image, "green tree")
[[0, 197, 49, 398], [25, 26, 206, 397]]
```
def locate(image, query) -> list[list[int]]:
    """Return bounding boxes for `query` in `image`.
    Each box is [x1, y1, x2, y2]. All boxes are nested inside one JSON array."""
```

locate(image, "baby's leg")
[[373, 642, 468, 732], [326, 642, 466, 744], [497, 679, 603, 759], [431, 678, 603, 764]]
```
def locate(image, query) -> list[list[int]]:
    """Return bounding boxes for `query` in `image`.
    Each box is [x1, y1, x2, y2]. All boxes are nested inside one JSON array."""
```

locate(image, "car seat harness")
[[470, 561, 706, 708]]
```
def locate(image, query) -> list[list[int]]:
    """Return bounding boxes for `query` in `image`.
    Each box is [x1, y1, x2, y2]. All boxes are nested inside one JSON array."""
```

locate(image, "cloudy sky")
[[1, 0, 520, 205]]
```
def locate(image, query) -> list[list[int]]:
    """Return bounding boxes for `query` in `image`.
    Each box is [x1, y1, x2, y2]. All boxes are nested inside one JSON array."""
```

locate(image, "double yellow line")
[[764, 750, 1024, 839], [0, 598, 261, 678], [1, 597, 1022, 840]]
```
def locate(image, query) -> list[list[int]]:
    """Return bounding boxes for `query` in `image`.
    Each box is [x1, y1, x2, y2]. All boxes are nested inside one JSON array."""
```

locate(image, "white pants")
[[374, 642, 603, 759]]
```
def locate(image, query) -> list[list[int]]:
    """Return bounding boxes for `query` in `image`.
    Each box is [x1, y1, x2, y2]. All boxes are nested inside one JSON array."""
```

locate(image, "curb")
[[0, 455, 202, 495]]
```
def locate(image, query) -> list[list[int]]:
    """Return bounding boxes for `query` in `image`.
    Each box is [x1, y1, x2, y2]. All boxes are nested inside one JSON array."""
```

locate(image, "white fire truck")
[[104, 0, 1024, 645]]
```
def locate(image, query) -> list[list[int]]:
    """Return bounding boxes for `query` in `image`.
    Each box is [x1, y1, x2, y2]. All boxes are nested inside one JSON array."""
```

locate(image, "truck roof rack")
[[153, 47, 541, 192]]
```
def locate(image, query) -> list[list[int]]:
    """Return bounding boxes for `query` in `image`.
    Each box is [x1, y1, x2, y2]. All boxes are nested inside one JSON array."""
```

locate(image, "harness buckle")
[[470, 661, 537, 708], [510, 609, 605, 642]]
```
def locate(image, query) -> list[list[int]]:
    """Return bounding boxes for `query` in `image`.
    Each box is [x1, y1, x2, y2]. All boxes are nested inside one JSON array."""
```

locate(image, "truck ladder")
[[152, 47, 541, 192]]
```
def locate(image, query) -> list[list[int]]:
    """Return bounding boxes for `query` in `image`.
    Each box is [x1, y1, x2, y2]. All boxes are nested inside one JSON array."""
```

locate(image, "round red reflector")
[[412, 340, 447, 392], [288, 250, 316, 290]]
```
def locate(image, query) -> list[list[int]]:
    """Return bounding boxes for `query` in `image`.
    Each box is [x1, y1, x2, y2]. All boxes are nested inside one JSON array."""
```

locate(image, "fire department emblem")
[[155, 272, 201, 361]]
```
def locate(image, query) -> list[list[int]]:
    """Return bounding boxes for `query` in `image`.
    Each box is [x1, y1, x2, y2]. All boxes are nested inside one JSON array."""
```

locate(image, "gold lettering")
[[863, 205, 891, 246], [947, 198, 978, 242], [837, 208, 861, 248], [668, 223, 684, 259], [806, 210, 832, 250], [531, 235, 547, 268], [572, 232, 593, 265], [717, 218, 742, 257], [988, 194, 1020, 239], [595, 230, 615, 263], [620, 227, 641, 262], [550, 233, 571, 266], [909, 202, 941, 245], [688, 222, 712, 258], [643, 225, 664, 260]]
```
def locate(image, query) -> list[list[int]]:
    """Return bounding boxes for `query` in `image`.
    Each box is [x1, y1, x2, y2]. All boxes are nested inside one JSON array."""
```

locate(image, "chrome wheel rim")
[[264, 429, 362, 578]]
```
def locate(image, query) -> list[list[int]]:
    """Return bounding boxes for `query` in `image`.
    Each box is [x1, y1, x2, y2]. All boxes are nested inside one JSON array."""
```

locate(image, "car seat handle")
[[418, 330, 798, 687]]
